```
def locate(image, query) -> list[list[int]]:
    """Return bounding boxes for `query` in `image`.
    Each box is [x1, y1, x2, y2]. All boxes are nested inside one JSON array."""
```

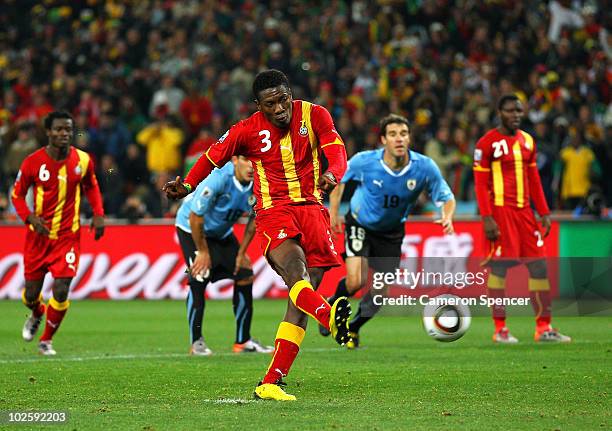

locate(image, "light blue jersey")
[[342, 149, 453, 231], [175, 163, 254, 239]]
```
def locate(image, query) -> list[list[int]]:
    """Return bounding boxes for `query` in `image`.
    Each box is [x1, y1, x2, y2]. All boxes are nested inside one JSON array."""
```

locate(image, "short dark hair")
[[44, 111, 74, 130], [379, 114, 410, 136], [252, 69, 290, 101], [497, 94, 520, 111]]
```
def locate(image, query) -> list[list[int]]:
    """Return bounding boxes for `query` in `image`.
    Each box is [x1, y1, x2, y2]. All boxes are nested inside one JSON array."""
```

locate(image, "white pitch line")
[[0, 347, 341, 364], [202, 398, 258, 404]]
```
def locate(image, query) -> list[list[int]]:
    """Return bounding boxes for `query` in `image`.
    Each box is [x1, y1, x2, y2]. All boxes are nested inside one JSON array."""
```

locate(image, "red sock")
[[33, 303, 46, 318], [262, 322, 305, 384], [40, 298, 69, 342], [487, 288, 506, 331], [530, 289, 552, 332], [289, 280, 331, 329]]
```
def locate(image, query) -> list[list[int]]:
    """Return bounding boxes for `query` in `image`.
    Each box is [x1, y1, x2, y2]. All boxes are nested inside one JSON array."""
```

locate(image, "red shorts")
[[255, 203, 341, 268], [484, 206, 546, 260], [24, 229, 81, 281]]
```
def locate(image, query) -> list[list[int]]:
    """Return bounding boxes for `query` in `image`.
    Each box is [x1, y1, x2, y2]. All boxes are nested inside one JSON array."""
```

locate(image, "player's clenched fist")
[[163, 176, 191, 200]]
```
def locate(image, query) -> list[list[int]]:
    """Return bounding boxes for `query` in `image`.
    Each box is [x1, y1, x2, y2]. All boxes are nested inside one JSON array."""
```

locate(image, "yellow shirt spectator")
[[137, 122, 183, 174], [560, 144, 595, 200]]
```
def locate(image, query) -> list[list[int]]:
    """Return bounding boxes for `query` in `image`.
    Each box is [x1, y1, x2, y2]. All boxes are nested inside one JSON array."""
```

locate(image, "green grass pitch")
[[0, 300, 610, 430]]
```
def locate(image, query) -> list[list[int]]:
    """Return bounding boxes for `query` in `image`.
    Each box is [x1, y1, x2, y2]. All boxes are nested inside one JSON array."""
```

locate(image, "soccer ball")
[[422, 294, 471, 342]]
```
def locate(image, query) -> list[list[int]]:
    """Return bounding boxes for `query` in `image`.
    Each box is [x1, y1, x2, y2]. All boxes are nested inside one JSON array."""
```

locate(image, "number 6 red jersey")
[[188, 100, 346, 212], [11, 147, 104, 239]]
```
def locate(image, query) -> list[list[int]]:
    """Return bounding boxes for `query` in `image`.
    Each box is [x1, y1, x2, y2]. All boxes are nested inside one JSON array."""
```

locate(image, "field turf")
[[0, 300, 610, 430]]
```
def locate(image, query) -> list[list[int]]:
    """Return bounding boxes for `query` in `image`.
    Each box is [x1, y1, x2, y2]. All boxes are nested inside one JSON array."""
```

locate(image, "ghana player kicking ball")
[[12, 111, 105, 355], [164, 70, 351, 401], [473, 94, 571, 344]]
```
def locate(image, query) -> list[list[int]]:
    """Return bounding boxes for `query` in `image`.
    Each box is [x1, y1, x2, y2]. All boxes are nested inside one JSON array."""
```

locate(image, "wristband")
[[184, 183, 193, 194]]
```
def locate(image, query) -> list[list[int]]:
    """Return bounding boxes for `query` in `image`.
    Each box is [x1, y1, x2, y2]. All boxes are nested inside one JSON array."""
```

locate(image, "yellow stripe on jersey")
[[72, 187, 81, 233], [205, 149, 220, 167], [72, 149, 90, 232], [491, 161, 504, 206], [255, 160, 272, 209], [321, 137, 343, 148], [35, 185, 44, 215], [279, 132, 305, 203], [301, 101, 321, 201], [513, 141, 524, 208], [49, 165, 67, 239]]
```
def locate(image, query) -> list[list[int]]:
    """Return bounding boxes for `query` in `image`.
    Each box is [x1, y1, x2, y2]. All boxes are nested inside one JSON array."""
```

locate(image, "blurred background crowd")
[[0, 0, 610, 220]]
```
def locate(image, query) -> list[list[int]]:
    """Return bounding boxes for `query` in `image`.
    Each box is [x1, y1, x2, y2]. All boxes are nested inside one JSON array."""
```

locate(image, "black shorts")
[[344, 213, 404, 272], [177, 227, 242, 283]]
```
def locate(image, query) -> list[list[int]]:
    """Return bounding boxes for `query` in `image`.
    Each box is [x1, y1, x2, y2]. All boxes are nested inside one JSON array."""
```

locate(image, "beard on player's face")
[[257, 86, 293, 128]]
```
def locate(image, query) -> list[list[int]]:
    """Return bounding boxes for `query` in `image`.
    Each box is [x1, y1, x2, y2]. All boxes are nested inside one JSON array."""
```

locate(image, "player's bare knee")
[[52, 279, 71, 302], [345, 278, 363, 295], [527, 260, 547, 279], [23, 289, 41, 304], [235, 275, 254, 286]]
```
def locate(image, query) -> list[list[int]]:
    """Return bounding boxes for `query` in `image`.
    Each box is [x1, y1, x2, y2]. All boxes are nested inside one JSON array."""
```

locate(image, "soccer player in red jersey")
[[473, 95, 570, 344], [11, 111, 105, 355], [164, 70, 350, 401]]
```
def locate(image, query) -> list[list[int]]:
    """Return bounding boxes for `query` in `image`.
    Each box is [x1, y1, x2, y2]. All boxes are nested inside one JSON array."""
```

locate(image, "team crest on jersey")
[[75, 165, 82, 176], [299, 120, 308, 136], [218, 130, 229, 143], [407, 179, 417, 190], [248, 195, 256, 206]]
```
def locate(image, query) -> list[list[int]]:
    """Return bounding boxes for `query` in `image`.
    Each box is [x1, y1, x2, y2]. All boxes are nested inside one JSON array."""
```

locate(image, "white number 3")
[[259, 130, 272, 153], [38, 164, 50, 182]]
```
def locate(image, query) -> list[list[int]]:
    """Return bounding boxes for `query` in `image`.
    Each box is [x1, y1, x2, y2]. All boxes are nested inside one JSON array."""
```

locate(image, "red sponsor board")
[[0, 220, 559, 300]]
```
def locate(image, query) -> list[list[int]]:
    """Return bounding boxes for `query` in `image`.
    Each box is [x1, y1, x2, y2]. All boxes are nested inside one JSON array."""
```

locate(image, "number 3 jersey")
[[175, 162, 253, 240], [11, 147, 104, 239], [473, 128, 549, 216], [196, 100, 344, 213], [343, 149, 454, 232]]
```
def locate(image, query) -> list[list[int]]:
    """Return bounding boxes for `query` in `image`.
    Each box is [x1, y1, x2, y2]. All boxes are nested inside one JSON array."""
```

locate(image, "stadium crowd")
[[0, 0, 610, 220]]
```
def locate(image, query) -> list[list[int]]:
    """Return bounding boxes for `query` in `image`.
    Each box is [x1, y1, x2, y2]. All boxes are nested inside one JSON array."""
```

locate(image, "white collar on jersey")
[[378, 157, 412, 177], [232, 176, 253, 192]]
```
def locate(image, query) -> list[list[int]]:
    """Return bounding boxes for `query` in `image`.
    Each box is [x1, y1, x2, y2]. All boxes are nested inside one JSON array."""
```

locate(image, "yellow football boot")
[[254, 382, 296, 401]]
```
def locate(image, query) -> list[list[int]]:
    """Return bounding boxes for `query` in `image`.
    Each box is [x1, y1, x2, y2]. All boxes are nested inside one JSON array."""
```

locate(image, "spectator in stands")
[[0, 0, 608, 219], [560, 128, 598, 210], [136, 116, 183, 176]]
